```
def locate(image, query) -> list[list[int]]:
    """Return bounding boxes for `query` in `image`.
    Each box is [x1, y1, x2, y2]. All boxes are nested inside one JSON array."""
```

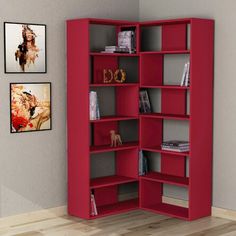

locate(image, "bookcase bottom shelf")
[[90, 199, 139, 219], [141, 203, 189, 220]]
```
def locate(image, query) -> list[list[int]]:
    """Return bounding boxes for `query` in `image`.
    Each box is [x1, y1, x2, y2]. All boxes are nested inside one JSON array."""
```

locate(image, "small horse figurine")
[[110, 130, 122, 147]]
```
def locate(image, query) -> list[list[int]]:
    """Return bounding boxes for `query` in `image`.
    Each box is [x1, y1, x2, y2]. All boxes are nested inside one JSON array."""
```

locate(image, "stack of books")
[[102, 46, 130, 53], [89, 91, 100, 120], [139, 151, 148, 176], [90, 193, 98, 216], [180, 62, 190, 86], [161, 140, 189, 152]]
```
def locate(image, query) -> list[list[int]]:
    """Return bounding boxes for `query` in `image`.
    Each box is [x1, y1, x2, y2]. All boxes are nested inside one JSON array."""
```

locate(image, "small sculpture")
[[103, 69, 113, 83], [110, 130, 122, 147], [114, 69, 126, 83], [103, 69, 126, 83]]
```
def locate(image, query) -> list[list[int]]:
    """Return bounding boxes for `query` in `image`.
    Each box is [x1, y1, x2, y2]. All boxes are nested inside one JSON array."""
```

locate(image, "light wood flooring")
[[1, 210, 236, 236]]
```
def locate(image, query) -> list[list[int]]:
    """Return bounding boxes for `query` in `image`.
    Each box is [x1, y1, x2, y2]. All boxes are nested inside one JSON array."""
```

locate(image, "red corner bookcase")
[[67, 18, 214, 220]]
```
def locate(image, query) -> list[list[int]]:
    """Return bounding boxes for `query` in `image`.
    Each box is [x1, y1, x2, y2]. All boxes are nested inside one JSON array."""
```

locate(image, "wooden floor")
[[1, 210, 236, 236]]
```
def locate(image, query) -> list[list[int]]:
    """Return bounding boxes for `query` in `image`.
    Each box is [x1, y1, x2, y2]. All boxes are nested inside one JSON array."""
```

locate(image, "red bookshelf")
[[67, 18, 214, 220]]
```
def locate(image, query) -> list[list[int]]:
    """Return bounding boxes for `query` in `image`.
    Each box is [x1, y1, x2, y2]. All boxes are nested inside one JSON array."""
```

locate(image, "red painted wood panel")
[[67, 19, 90, 219], [94, 186, 118, 207], [189, 19, 214, 220], [162, 24, 187, 51], [161, 89, 187, 115]]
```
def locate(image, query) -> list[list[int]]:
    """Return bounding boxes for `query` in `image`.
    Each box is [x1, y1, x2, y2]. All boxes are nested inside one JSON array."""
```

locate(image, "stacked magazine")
[[89, 91, 100, 120], [102, 45, 130, 53], [161, 140, 189, 152], [118, 30, 135, 53]]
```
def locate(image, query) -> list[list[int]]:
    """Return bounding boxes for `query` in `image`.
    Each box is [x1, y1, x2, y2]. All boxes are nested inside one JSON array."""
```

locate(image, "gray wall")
[[140, 0, 236, 211], [0, 0, 139, 218]]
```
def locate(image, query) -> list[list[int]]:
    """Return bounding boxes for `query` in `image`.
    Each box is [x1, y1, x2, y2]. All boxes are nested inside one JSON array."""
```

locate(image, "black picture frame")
[[10, 82, 52, 133], [4, 22, 47, 73]]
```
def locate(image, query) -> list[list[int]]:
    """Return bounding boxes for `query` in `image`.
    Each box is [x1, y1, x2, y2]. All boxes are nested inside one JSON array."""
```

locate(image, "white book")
[[90, 91, 99, 120], [185, 62, 190, 86], [180, 63, 188, 86]]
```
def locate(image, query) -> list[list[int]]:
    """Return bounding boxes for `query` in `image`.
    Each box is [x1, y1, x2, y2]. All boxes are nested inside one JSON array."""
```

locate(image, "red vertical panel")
[[94, 122, 118, 146], [140, 54, 163, 86], [140, 117, 163, 148], [161, 89, 186, 115], [116, 86, 139, 117], [94, 186, 118, 207], [67, 19, 90, 219], [140, 180, 162, 207], [116, 149, 139, 178], [189, 19, 214, 220], [93, 56, 118, 83], [161, 154, 186, 177], [162, 24, 187, 51]]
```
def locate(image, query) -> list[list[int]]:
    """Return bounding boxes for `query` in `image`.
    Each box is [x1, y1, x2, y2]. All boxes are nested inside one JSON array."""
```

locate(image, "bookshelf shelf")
[[140, 85, 189, 89], [140, 172, 189, 187], [140, 113, 190, 121], [90, 52, 139, 57], [90, 175, 138, 189], [141, 203, 189, 220], [90, 83, 139, 87], [141, 146, 189, 157], [140, 50, 190, 55], [90, 116, 138, 123], [67, 17, 214, 221], [90, 142, 139, 154]]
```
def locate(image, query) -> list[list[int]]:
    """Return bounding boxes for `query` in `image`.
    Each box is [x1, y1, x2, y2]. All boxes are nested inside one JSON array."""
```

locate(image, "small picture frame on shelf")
[[10, 82, 51, 133], [139, 90, 152, 113], [4, 22, 46, 73]]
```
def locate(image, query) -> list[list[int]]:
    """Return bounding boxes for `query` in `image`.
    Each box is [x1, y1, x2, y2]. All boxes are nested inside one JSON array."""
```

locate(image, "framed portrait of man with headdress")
[[4, 22, 46, 73]]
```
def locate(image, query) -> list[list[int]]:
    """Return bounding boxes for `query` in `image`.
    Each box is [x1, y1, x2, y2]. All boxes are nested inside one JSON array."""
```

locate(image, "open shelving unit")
[[67, 17, 214, 220]]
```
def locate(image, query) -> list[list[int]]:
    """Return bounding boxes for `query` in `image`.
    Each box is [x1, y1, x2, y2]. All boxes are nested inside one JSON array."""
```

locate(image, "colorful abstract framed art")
[[10, 82, 52, 133], [4, 22, 47, 73]]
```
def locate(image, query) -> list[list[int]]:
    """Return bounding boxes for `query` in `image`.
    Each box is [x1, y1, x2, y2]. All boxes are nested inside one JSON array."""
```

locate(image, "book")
[[161, 147, 189, 152], [90, 91, 100, 120], [139, 90, 152, 113], [139, 151, 148, 176], [185, 62, 190, 86], [180, 62, 190, 87], [180, 63, 188, 86], [90, 193, 98, 216], [118, 31, 135, 53]]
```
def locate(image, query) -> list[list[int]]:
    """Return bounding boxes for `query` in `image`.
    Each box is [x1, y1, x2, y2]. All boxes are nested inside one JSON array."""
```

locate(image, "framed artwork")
[[10, 82, 51, 133], [139, 90, 152, 113], [4, 22, 46, 73]]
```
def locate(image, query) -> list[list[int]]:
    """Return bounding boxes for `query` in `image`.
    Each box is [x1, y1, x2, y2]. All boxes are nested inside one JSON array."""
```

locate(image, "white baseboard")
[[0, 205, 67, 229], [1, 198, 236, 227]]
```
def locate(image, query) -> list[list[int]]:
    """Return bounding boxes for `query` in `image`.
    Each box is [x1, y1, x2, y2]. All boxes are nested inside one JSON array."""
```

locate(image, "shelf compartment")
[[90, 198, 139, 219], [140, 50, 190, 55], [90, 83, 139, 87], [140, 172, 189, 187], [90, 116, 138, 123], [141, 203, 189, 220], [90, 175, 138, 189], [90, 141, 139, 154], [140, 113, 189, 120]]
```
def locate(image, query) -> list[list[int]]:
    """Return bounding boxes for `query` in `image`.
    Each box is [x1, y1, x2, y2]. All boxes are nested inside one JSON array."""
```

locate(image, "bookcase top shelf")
[[90, 116, 139, 123], [140, 85, 189, 89], [90, 175, 138, 189], [90, 83, 139, 87], [90, 52, 139, 57]]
